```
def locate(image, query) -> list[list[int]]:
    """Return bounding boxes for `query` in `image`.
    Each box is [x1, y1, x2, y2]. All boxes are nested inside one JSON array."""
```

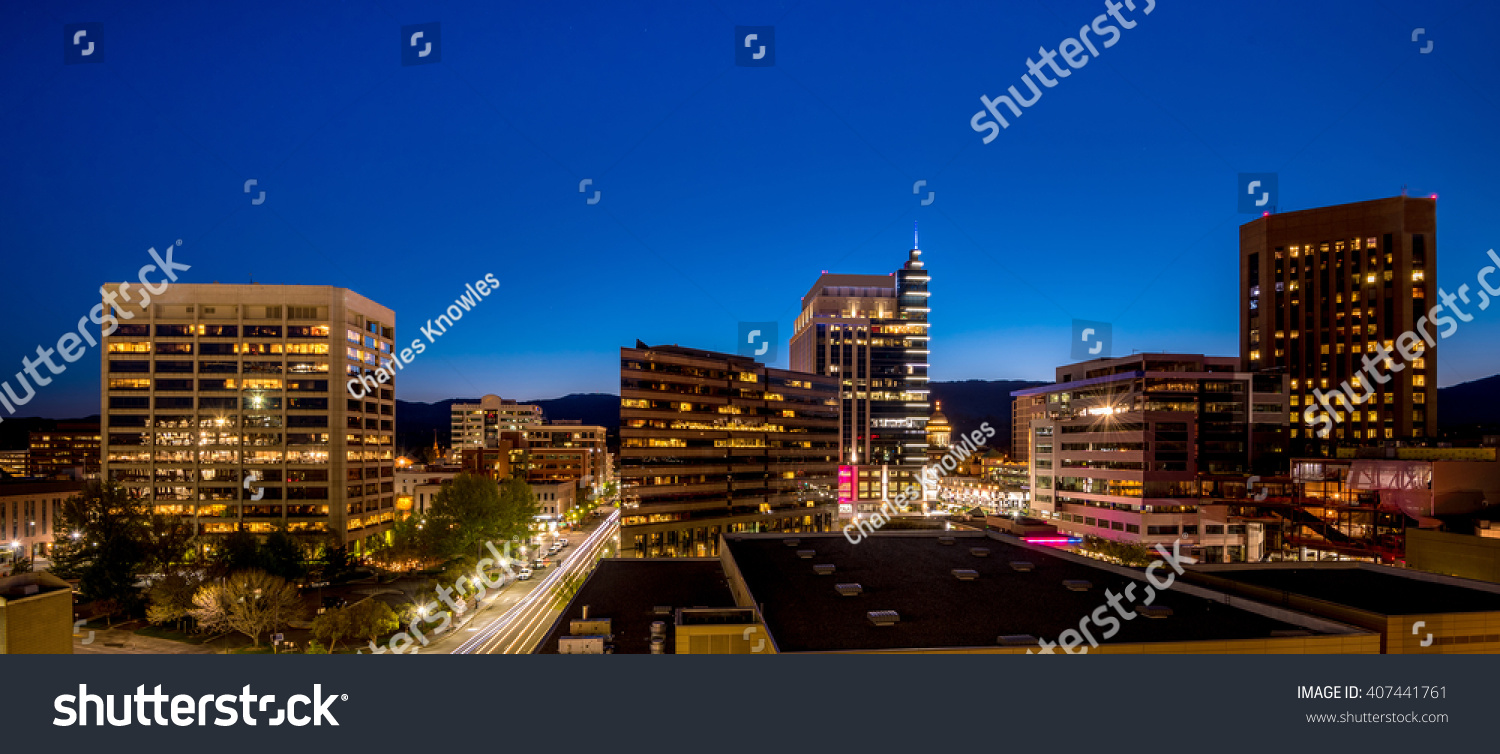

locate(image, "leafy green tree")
[[310, 606, 354, 652], [426, 474, 506, 560], [141, 512, 196, 576], [51, 482, 149, 611], [345, 599, 399, 646], [320, 541, 358, 584], [260, 531, 306, 582], [214, 530, 262, 574], [370, 513, 441, 572], [496, 477, 540, 545]]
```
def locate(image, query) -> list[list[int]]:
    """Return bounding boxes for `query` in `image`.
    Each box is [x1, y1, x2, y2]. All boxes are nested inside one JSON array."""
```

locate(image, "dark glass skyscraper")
[[790, 242, 932, 504]]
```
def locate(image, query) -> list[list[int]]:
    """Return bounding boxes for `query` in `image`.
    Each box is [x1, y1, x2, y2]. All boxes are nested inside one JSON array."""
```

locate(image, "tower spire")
[[913, 221, 919, 249]]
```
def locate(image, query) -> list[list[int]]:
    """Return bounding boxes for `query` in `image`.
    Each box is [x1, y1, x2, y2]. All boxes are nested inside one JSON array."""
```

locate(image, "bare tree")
[[190, 569, 306, 647]]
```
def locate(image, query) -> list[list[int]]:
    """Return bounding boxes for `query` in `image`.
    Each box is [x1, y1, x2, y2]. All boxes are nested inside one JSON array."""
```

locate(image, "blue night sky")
[[2, 0, 1498, 417]]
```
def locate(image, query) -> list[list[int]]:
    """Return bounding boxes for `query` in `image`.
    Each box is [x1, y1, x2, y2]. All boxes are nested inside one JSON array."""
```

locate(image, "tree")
[[496, 477, 541, 545], [145, 572, 204, 631], [344, 598, 399, 646], [214, 530, 262, 574], [1083, 536, 1156, 568], [310, 606, 354, 652], [369, 513, 441, 572], [190, 569, 306, 647], [320, 541, 358, 584], [140, 512, 196, 576], [426, 473, 508, 561], [260, 531, 306, 582], [51, 482, 149, 611]]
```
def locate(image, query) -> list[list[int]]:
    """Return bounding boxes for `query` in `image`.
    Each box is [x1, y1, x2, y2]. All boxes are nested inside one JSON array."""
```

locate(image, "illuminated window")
[[1413, 375, 1426, 387]]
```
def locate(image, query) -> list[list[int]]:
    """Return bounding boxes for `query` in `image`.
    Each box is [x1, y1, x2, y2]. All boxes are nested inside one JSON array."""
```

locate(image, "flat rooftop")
[[535, 559, 736, 654], [1191, 565, 1500, 616], [725, 533, 1351, 652]]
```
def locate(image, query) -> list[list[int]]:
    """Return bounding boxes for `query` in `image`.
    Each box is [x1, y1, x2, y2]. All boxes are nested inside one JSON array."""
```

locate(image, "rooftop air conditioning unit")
[[1009, 561, 1035, 572], [867, 610, 900, 626], [1063, 580, 1092, 592], [796, 549, 816, 559], [835, 583, 863, 596], [937, 536, 955, 545], [952, 569, 979, 581], [970, 547, 990, 557], [1138, 605, 1173, 619], [783, 538, 801, 547], [812, 563, 836, 575]]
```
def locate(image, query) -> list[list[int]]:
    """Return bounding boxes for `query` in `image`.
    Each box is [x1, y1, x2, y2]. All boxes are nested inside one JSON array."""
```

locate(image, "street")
[[436, 507, 620, 655]]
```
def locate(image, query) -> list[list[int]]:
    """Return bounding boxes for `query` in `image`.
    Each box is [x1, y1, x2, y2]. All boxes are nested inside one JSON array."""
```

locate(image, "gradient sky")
[[3, 0, 1498, 417]]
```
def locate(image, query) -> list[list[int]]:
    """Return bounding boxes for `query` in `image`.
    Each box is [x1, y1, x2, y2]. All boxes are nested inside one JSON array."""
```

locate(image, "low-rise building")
[[0, 572, 74, 654], [0, 480, 86, 567]]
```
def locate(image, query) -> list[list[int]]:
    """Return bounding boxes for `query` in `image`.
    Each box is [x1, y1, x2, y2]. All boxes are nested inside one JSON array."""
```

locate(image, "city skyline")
[[5, 0, 1500, 418]]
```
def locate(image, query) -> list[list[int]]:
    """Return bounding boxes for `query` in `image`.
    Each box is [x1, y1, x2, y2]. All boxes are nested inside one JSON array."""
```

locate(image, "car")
[[557, 538, 569, 547], [516, 568, 532, 581], [532, 559, 546, 569], [549, 542, 562, 552]]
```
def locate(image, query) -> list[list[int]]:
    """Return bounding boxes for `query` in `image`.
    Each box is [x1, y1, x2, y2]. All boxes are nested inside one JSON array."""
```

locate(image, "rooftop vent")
[[997, 634, 1038, 647], [813, 563, 836, 575], [783, 538, 801, 547], [867, 610, 900, 626], [937, 536, 955, 545], [652, 605, 673, 617], [952, 569, 979, 581], [835, 583, 863, 596], [1063, 580, 1092, 592], [1009, 561, 1035, 572], [970, 547, 990, 557], [796, 549, 816, 559], [1138, 605, 1173, 619]]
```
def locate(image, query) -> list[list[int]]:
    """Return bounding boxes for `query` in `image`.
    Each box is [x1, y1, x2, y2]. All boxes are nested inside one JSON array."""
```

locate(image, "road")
[[444, 507, 619, 655]]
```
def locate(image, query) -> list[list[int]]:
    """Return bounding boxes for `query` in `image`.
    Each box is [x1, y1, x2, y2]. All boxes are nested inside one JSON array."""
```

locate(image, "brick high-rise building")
[[1241, 196, 1438, 449], [99, 284, 397, 551], [620, 342, 840, 557]]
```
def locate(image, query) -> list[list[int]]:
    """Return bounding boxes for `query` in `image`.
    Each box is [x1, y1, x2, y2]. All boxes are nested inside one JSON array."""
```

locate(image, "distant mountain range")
[[395, 394, 619, 456], [7, 375, 1499, 456]]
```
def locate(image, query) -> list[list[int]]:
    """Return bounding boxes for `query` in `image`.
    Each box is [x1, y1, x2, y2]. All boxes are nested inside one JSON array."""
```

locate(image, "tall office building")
[[620, 342, 840, 557], [1013, 354, 1288, 563], [1241, 196, 1438, 448], [789, 242, 931, 503], [100, 284, 397, 551], [450, 394, 542, 451]]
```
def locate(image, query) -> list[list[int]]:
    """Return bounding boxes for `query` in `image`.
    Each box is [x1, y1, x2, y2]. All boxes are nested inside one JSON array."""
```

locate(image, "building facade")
[[1241, 195, 1438, 448], [620, 342, 840, 557], [789, 245, 931, 503], [0, 480, 86, 564], [28, 422, 101, 479], [1012, 393, 1044, 464], [99, 284, 397, 551], [450, 395, 542, 451], [1014, 354, 1289, 562]]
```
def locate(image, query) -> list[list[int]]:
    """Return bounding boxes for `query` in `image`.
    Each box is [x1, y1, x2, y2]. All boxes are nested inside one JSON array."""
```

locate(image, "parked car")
[[557, 538, 569, 547], [532, 559, 546, 569]]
